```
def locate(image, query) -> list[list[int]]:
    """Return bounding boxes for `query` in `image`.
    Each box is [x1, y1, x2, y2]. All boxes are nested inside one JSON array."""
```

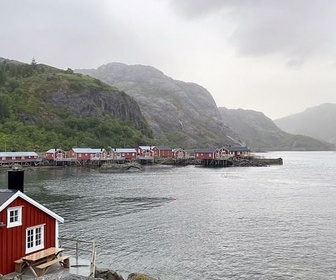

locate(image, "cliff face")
[[77, 63, 240, 148], [49, 88, 148, 130]]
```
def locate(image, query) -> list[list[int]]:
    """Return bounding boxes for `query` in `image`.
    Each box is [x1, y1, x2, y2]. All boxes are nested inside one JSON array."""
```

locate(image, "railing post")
[[76, 241, 79, 266]]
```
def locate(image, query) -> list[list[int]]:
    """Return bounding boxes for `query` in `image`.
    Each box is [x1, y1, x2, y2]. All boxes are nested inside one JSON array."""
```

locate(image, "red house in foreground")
[[0, 169, 64, 275]]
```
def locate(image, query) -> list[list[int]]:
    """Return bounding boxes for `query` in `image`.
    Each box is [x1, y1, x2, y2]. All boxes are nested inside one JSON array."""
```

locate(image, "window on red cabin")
[[7, 206, 23, 228], [26, 225, 44, 253]]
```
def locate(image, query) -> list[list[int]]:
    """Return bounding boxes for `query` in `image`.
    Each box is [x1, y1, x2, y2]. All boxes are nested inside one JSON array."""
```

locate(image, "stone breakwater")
[[231, 156, 283, 167]]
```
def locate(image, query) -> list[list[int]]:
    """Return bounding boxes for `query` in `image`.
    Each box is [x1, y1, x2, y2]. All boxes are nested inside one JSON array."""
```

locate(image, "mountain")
[[219, 107, 335, 151], [0, 58, 153, 151], [2, 57, 332, 152], [274, 103, 336, 146], [77, 63, 241, 148]]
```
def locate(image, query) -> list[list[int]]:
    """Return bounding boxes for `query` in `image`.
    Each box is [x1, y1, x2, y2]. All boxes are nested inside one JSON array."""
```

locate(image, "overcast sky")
[[1, 0, 336, 119]]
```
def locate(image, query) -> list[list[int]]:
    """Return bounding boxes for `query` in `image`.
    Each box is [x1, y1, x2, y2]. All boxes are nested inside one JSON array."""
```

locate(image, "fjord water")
[[1, 151, 336, 279]]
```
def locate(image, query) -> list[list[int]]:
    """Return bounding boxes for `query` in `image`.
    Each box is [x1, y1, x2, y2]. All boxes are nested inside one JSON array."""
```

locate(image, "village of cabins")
[[0, 145, 251, 276], [0, 146, 250, 167]]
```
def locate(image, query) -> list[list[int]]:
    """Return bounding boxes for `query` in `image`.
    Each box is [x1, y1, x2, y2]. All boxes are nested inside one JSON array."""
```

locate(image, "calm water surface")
[[1, 151, 336, 279]]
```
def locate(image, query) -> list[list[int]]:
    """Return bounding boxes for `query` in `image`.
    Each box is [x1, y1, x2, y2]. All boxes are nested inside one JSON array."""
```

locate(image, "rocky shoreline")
[[1, 268, 157, 280]]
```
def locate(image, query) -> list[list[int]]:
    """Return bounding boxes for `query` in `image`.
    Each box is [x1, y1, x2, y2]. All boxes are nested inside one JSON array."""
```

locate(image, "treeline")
[[0, 59, 153, 152]]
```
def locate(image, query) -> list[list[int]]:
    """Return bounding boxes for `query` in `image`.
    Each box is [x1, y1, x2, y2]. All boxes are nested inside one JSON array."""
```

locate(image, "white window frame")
[[7, 206, 23, 228], [26, 224, 45, 254]]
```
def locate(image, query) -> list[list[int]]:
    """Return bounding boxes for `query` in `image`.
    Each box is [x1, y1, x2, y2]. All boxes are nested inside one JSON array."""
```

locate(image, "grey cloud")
[[0, 0, 139, 68], [169, 0, 336, 65]]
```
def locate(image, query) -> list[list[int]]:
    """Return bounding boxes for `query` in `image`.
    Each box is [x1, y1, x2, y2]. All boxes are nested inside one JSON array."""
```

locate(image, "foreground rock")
[[1, 268, 156, 280], [127, 273, 157, 280], [95, 268, 124, 280]]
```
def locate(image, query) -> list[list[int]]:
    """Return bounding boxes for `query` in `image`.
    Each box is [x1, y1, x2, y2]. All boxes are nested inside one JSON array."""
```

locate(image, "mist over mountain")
[[77, 63, 334, 151], [219, 107, 335, 151], [274, 103, 336, 146], [1, 56, 333, 152], [77, 63, 241, 148]]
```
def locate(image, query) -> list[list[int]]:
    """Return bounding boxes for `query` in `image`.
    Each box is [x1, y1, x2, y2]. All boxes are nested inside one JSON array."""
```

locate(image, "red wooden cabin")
[[194, 148, 218, 160], [136, 146, 154, 159], [0, 169, 64, 275], [44, 148, 66, 161], [114, 148, 137, 160], [0, 152, 41, 166], [69, 148, 107, 161], [227, 146, 250, 157], [152, 146, 172, 158], [216, 147, 230, 159], [172, 148, 187, 159]]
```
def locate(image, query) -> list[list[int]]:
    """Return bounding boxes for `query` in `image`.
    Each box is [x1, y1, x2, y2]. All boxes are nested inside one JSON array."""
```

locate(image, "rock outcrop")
[[49, 89, 148, 130], [77, 63, 241, 148], [95, 268, 124, 280], [127, 273, 157, 280]]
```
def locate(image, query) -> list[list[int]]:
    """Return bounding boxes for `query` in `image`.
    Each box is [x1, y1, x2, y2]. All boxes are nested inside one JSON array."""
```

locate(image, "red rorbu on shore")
[[0, 168, 64, 275]]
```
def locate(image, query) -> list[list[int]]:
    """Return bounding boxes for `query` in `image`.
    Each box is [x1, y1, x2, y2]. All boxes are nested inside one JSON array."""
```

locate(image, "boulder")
[[127, 273, 157, 280], [95, 268, 124, 280]]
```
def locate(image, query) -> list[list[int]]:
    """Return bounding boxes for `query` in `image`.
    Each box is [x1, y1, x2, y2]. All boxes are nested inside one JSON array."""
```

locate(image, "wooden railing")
[[58, 237, 96, 277]]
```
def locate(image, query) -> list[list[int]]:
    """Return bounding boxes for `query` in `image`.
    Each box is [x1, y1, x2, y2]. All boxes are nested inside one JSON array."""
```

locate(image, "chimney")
[[8, 165, 24, 192]]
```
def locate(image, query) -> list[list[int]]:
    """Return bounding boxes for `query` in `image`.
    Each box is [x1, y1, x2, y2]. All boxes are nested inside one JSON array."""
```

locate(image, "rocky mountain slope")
[[274, 103, 336, 146], [77, 63, 335, 151], [0, 58, 153, 151], [77, 63, 241, 148], [219, 107, 335, 151]]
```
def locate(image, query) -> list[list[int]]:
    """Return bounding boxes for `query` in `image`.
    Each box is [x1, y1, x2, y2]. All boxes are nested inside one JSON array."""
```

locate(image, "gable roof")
[[0, 190, 64, 223], [71, 148, 104, 153], [115, 148, 137, 153], [0, 152, 39, 157], [153, 146, 171, 150], [194, 148, 217, 153], [137, 146, 151, 150], [227, 146, 250, 152], [0, 190, 15, 206], [45, 148, 64, 153]]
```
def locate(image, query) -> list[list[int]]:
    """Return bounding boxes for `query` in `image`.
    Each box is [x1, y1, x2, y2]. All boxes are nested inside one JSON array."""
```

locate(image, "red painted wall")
[[194, 152, 215, 160], [45, 151, 66, 160], [0, 197, 56, 275], [152, 148, 172, 158]]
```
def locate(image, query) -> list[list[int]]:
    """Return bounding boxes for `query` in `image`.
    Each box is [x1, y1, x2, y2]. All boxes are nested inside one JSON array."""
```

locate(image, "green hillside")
[[0, 59, 153, 152]]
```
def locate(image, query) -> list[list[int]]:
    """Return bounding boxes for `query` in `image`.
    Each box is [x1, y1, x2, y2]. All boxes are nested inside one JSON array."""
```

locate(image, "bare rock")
[[127, 273, 157, 280], [95, 268, 124, 280]]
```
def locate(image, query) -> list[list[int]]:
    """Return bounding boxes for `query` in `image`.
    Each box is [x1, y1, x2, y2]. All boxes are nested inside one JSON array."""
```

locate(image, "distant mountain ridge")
[[219, 107, 335, 151], [274, 103, 336, 146]]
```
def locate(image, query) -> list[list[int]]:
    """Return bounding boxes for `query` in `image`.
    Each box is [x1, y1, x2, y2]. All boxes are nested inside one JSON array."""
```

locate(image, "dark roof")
[[227, 146, 250, 152], [0, 189, 16, 206], [0, 189, 64, 222], [154, 146, 171, 150], [194, 148, 217, 153]]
